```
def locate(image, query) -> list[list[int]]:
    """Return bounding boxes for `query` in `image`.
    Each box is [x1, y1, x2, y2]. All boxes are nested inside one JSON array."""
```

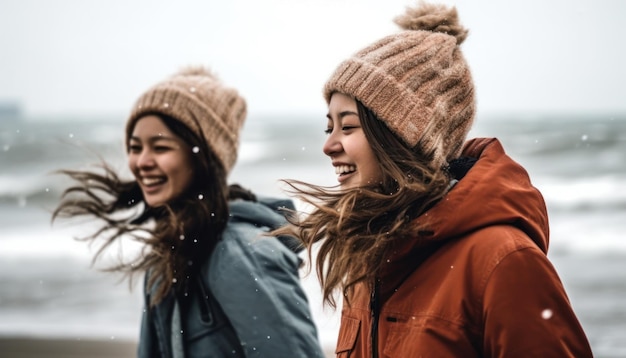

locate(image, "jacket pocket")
[[183, 277, 245, 357], [335, 315, 361, 357]]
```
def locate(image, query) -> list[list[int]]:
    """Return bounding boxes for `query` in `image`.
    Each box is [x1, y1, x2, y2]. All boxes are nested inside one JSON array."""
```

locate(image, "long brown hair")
[[276, 100, 451, 307], [52, 114, 249, 306]]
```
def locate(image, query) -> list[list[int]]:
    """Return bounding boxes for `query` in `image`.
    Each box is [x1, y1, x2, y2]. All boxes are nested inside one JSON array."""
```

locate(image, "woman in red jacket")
[[277, 2, 593, 357]]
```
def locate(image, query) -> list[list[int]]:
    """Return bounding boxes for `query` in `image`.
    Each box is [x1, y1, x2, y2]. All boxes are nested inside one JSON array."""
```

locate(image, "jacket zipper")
[[370, 279, 380, 358]]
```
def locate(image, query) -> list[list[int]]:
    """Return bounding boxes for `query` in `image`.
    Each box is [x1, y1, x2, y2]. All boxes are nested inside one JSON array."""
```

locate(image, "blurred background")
[[1, 0, 625, 357]]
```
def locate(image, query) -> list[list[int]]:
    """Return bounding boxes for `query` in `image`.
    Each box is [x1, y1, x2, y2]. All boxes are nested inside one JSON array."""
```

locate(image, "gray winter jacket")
[[138, 197, 324, 357]]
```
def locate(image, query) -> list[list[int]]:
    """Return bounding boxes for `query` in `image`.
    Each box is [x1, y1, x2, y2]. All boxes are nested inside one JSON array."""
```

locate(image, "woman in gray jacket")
[[53, 66, 323, 357]]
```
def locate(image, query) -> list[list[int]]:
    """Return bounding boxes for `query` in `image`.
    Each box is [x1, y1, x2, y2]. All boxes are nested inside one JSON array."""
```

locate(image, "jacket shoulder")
[[463, 224, 543, 256]]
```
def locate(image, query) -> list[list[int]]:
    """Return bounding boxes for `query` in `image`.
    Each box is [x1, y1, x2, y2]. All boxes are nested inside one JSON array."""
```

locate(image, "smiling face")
[[128, 115, 196, 207], [324, 92, 382, 190]]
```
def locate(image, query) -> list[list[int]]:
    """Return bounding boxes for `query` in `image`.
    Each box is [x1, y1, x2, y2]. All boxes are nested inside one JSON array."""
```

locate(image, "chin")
[[145, 200, 165, 208], [143, 195, 168, 208]]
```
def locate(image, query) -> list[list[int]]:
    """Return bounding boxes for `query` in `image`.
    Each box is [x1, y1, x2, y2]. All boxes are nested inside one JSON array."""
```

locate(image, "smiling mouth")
[[335, 165, 356, 176], [141, 177, 166, 186]]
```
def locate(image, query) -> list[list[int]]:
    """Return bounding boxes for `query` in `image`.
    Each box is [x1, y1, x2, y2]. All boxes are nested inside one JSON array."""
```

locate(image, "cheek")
[[177, 157, 197, 187], [361, 148, 380, 178], [343, 138, 362, 156], [180, 167, 195, 185], [348, 136, 372, 160], [127, 154, 137, 172]]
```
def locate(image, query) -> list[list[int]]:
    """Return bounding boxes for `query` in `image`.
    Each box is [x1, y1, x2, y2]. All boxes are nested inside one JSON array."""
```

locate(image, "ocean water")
[[1, 113, 625, 356]]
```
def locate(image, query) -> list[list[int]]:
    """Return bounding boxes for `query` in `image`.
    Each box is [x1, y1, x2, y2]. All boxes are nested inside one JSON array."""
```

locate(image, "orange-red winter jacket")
[[335, 138, 593, 358]]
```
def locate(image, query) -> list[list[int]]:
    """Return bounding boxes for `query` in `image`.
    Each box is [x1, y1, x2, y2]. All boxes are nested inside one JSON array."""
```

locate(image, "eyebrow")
[[326, 110, 359, 120]]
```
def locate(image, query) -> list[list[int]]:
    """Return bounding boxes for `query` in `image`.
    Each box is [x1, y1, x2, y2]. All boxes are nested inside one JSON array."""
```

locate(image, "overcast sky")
[[1, 0, 624, 119]]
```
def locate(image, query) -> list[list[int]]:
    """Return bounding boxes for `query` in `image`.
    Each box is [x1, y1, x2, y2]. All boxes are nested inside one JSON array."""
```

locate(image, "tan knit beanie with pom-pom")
[[126, 66, 246, 174], [324, 2, 475, 170]]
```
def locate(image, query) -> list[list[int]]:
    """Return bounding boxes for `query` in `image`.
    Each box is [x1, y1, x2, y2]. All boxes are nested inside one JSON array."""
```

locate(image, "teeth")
[[335, 165, 356, 175], [142, 177, 164, 186]]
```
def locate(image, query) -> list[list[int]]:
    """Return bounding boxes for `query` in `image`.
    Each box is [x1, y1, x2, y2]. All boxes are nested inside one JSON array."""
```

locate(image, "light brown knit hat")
[[324, 2, 475, 170], [126, 66, 246, 173]]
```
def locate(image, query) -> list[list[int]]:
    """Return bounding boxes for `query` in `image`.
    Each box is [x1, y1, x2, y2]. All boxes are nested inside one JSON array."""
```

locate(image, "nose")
[[323, 131, 342, 157], [135, 149, 155, 169]]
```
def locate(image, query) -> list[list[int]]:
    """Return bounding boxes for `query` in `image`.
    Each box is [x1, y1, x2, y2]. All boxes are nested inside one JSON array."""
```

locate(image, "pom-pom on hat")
[[324, 2, 475, 170], [126, 66, 246, 174]]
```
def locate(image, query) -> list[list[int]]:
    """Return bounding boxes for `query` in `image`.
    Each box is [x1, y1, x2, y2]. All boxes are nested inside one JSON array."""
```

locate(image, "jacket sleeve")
[[207, 225, 325, 358], [481, 246, 593, 357]]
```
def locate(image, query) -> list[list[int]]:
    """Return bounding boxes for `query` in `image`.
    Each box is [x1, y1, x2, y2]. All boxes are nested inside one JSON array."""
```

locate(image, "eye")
[[342, 125, 357, 131], [154, 145, 171, 152], [128, 144, 142, 153], [324, 127, 333, 135]]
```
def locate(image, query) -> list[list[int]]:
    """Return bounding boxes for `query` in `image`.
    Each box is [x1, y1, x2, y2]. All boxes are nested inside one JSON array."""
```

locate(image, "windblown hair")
[[52, 114, 253, 307], [276, 100, 451, 307]]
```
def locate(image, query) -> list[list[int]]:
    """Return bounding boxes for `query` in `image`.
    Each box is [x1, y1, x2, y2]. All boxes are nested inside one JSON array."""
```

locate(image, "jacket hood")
[[228, 197, 303, 253], [386, 138, 549, 270], [425, 138, 548, 250]]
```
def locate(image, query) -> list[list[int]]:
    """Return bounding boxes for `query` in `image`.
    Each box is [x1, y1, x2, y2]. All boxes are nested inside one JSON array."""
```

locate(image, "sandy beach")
[[0, 337, 137, 358], [0, 336, 337, 358]]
